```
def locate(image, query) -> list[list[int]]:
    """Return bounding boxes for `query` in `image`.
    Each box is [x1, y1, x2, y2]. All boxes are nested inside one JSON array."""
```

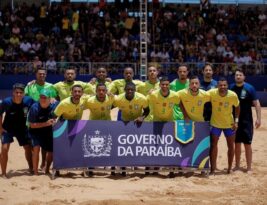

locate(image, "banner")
[[53, 120, 210, 170]]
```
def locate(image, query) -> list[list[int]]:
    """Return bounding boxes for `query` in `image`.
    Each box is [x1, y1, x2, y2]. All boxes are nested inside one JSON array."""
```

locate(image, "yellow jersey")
[[72, 12, 79, 23], [109, 79, 143, 95], [54, 96, 88, 120], [53, 81, 94, 101], [113, 92, 148, 121], [178, 89, 210, 122], [137, 80, 160, 96], [137, 80, 160, 122], [62, 18, 70, 30], [148, 90, 180, 122], [208, 89, 239, 128], [86, 95, 114, 120]]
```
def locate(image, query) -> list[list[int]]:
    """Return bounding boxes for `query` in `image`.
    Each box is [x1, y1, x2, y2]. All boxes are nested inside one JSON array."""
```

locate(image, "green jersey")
[[25, 82, 57, 101], [170, 79, 189, 120]]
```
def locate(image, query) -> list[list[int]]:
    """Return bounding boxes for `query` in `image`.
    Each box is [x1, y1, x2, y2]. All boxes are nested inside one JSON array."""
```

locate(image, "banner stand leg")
[[83, 169, 88, 178], [51, 169, 56, 180]]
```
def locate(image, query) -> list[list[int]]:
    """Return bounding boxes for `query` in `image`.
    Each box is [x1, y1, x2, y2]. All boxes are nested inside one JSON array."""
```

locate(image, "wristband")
[[235, 118, 239, 123]]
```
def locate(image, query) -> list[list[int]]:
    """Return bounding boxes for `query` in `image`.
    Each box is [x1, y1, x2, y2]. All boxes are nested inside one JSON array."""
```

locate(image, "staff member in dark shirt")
[[200, 63, 217, 121], [230, 68, 261, 173], [0, 83, 35, 178], [28, 89, 58, 175]]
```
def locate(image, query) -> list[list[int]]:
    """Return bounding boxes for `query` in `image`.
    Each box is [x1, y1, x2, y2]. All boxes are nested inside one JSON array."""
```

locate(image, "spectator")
[[45, 55, 57, 73]]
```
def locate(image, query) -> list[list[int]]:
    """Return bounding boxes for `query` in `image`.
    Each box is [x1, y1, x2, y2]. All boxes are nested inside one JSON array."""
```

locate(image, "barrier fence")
[[52, 120, 210, 178], [0, 61, 266, 76]]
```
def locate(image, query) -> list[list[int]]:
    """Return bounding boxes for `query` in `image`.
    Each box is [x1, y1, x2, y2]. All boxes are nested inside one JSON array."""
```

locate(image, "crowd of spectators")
[[0, 1, 266, 75]]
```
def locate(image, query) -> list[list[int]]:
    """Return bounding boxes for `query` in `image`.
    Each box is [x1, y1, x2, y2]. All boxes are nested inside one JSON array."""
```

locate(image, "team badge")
[[198, 100, 202, 106], [82, 130, 112, 157], [224, 102, 229, 107], [174, 120, 195, 144], [23, 107, 28, 117], [241, 89, 247, 99], [134, 104, 139, 110]]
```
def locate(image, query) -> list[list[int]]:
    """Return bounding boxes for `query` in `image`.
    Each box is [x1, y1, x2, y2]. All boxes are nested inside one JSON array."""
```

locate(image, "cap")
[[39, 89, 51, 98]]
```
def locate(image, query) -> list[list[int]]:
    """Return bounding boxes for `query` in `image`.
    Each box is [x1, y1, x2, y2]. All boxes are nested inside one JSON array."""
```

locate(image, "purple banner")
[[53, 120, 210, 169]]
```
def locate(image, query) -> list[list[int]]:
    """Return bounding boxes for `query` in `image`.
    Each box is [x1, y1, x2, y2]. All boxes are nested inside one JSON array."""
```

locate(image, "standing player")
[[0, 83, 35, 178], [148, 76, 180, 122], [113, 82, 149, 176], [25, 68, 57, 170], [86, 83, 114, 120], [200, 63, 217, 121], [27, 90, 57, 175], [137, 65, 160, 122], [230, 69, 261, 173], [208, 78, 240, 174], [54, 84, 88, 120], [53, 68, 94, 101], [109, 67, 142, 95], [178, 76, 210, 122], [89, 67, 112, 91], [170, 64, 189, 120], [200, 63, 218, 91], [148, 76, 180, 177], [138, 66, 160, 95], [25, 68, 57, 101]]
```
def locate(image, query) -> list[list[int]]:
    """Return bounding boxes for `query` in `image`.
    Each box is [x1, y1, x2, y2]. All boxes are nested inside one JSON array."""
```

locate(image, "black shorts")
[[31, 134, 53, 152], [235, 121, 253, 144]]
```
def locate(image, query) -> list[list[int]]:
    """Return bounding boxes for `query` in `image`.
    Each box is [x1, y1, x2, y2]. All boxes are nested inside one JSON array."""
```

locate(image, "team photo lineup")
[[0, 1, 266, 204], [0, 63, 262, 178]]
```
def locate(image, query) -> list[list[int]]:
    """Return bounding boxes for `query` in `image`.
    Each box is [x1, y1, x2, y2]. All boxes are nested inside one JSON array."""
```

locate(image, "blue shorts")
[[211, 126, 235, 137], [1, 131, 30, 146]]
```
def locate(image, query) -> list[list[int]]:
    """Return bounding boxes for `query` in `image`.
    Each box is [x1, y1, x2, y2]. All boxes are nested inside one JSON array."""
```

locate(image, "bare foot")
[[209, 171, 216, 175], [1, 174, 8, 179], [233, 166, 241, 172], [246, 169, 253, 174], [227, 169, 233, 174]]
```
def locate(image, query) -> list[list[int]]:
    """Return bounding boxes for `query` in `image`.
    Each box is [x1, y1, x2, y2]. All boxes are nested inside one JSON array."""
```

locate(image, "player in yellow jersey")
[[178, 76, 210, 122], [113, 82, 149, 122], [208, 77, 240, 174], [148, 76, 180, 122], [53, 68, 94, 101], [138, 66, 160, 95], [89, 67, 111, 92], [54, 85, 88, 120], [138, 66, 160, 122], [109, 67, 142, 95], [86, 83, 114, 120], [113, 82, 149, 176]]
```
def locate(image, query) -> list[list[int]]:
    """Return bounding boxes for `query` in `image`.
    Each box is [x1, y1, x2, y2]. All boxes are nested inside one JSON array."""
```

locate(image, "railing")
[[0, 61, 266, 76]]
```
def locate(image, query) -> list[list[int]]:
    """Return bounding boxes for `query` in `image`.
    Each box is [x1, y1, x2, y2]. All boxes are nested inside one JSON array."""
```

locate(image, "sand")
[[0, 108, 267, 205]]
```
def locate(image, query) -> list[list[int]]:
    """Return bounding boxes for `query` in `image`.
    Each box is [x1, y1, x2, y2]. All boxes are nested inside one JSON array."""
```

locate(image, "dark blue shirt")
[[200, 79, 218, 91], [200, 79, 217, 121], [28, 102, 58, 137], [0, 96, 35, 133], [230, 82, 258, 122]]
